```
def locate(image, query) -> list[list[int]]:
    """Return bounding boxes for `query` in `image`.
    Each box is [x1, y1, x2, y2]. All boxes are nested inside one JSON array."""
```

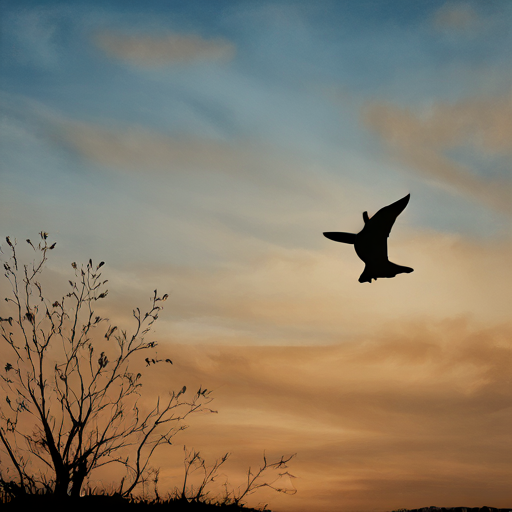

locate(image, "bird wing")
[[323, 232, 356, 244], [366, 194, 410, 238]]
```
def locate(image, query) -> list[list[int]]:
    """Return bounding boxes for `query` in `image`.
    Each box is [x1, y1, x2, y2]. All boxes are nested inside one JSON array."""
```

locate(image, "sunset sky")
[[1, 0, 511, 510]]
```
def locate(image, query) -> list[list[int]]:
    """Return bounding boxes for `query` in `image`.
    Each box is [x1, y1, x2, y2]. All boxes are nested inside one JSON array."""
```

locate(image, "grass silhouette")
[[1, 492, 269, 511]]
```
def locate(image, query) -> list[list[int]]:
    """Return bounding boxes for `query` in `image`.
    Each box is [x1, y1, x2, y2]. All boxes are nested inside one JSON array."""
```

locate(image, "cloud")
[[59, 121, 248, 173], [103, 319, 512, 511], [55, 119, 340, 204], [432, 3, 481, 32], [362, 91, 512, 214], [93, 30, 235, 66]]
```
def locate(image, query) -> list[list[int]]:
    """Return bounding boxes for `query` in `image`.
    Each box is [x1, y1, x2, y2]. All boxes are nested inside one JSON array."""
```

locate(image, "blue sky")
[[1, 1, 511, 242]]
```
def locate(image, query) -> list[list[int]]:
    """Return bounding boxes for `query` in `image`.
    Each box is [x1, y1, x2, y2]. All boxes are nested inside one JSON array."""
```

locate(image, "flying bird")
[[323, 194, 414, 283]]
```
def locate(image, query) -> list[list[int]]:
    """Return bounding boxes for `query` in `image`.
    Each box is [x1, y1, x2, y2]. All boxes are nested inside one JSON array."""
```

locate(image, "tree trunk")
[[54, 467, 70, 497], [70, 459, 88, 498]]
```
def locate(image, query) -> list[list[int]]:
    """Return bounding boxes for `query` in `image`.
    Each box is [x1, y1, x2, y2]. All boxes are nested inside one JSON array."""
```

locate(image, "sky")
[[0, 0, 511, 510]]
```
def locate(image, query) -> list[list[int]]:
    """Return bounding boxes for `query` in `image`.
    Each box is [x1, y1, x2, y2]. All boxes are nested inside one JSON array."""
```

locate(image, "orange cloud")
[[94, 30, 235, 66], [3, 316, 510, 510], [107, 319, 512, 511], [362, 91, 512, 214]]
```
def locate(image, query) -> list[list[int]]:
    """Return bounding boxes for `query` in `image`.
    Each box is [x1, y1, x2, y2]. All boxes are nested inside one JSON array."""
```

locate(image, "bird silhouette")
[[324, 194, 414, 283]]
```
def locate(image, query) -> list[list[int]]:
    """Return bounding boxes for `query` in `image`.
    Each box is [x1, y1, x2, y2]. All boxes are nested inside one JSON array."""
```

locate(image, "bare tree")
[[229, 453, 297, 507], [173, 449, 296, 508], [0, 233, 213, 499], [177, 446, 230, 503]]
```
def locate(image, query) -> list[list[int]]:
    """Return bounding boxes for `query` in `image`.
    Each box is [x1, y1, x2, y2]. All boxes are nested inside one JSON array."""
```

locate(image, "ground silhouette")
[[395, 507, 511, 512], [1, 494, 268, 512]]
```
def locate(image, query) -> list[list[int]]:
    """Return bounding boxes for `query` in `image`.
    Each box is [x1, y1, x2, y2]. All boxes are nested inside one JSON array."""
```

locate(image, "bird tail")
[[358, 262, 413, 283], [387, 261, 414, 276]]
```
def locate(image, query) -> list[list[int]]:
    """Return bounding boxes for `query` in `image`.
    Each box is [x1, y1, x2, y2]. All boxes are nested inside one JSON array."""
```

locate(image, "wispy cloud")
[[55, 119, 342, 204], [432, 2, 482, 32], [93, 30, 236, 66], [59, 121, 249, 173], [362, 91, 512, 214]]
